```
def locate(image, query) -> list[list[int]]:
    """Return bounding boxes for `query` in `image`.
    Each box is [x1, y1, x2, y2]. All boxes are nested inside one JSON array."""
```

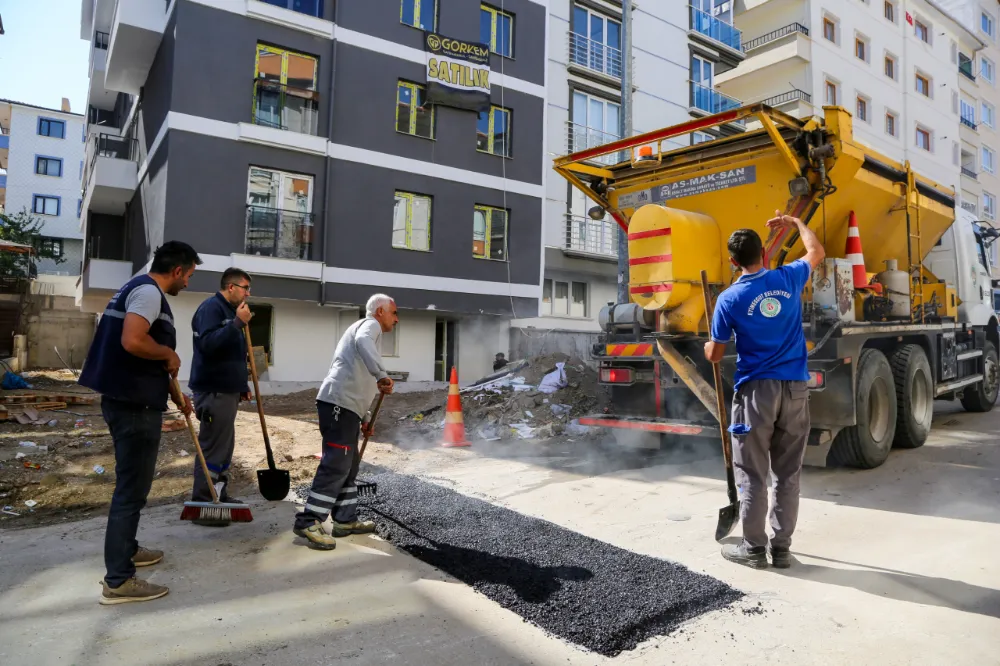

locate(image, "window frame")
[[916, 126, 932, 151], [392, 191, 433, 252], [985, 191, 997, 220], [37, 237, 63, 258], [824, 79, 839, 106], [472, 204, 509, 261], [823, 16, 837, 43], [395, 80, 435, 140], [855, 35, 869, 63], [884, 0, 896, 24], [34, 155, 63, 177], [856, 95, 870, 123], [984, 146, 996, 174], [915, 19, 930, 44], [32, 194, 61, 216], [983, 101, 996, 128], [961, 97, 977, 126], [982, 56, 996, 84], [477, 104, 512, 157], [885, 111, 898, 137], [983, 10, 996, 40], [481, 3, 515, 58], [37, 117, 66, 139], [915, 72, 931, 97], [400, 0, 437, 31], [884, 53, 897, 80], [542, 279, 589, 317]]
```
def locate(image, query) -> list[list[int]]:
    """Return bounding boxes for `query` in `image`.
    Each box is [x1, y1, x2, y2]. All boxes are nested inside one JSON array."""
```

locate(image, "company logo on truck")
[[617, 166, 756, 209]]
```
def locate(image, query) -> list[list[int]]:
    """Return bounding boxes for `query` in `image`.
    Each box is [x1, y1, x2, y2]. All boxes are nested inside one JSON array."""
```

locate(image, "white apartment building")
[[514, 0, 745, 347], [0, 99, 85, 276], [717, 0, 982, 204]]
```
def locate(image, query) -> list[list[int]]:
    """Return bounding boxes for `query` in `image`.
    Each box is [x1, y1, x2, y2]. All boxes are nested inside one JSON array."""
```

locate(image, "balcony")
[[245, 205, 315, 260], [961, 201, 978, 213], [83, 133, 138, 216], [105, 0, 166, 94], [960, 55, 976, 82], [252, 79, 320, 136], [690, 82, 742, 120], [0, 125, 8, 168], [88, 37, 116, 111], [565, 215, 618, 259], [761, 89, 811, 107], [77, 258, 132, 310], [742, 23, 809, 52], [566, 122, 622, 166], [961, 116, 978, 130], [962, 166, 978, 180], [567, 31, 623, 80], [689, 6, 744, 71]]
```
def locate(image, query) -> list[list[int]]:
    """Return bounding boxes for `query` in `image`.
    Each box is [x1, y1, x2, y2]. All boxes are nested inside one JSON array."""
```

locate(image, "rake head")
[[356, 480, 378, 497]]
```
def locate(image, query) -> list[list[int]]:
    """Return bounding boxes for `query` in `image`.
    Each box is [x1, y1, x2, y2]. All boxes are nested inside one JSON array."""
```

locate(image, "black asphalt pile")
[[358, 469, 743, 656]]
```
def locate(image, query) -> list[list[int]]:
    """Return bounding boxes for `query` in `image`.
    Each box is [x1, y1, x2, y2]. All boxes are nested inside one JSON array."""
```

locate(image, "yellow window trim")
[[473, 204, 508, 260], [478, 105, 510, 156], [401, 0, 436, 30], [396, 81, 435, 138], [253, 45, 318, 125], [481, 3, 513, 56], [394, 191, 431, 251]]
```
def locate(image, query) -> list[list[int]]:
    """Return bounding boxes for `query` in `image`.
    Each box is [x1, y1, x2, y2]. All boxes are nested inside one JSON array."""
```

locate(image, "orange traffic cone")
[[441, 367, 470, 448], [846, 211, 867, 289]]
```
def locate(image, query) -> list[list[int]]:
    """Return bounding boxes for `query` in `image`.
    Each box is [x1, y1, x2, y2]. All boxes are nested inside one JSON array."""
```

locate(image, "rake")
[[355, 392, 387, 497]]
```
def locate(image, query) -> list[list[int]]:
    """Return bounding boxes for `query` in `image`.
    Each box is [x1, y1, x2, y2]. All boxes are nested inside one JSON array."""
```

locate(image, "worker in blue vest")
[[79, 241, 202, 605]]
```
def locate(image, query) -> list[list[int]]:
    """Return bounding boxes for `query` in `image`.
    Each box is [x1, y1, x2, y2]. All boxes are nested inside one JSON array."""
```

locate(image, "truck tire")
[[960, 341, 999, 413], [828, 349, 897, 469], [890, 344, 933, 449]]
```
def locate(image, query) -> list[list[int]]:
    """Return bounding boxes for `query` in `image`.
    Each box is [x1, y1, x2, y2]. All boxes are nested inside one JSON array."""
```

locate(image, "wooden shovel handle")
[[170, 377, 220, 504], [245, 327, 277, 471], [701, 270, 734, 469]]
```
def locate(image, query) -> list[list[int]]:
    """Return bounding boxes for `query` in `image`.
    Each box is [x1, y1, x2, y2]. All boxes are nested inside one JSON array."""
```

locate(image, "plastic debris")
[[24, 500, 38, 508], [178, 450, 190, 457], [509, 423, 535, 439], [538, 363, 569, 394], [23, 462, 42, 470], [2, 508, 20, 517], [565, 420, 593, 437], [74, 419, 85, 429], [93, 465, 105, 475], [413, 413, 424, 422], [19, 441, 37, 447], [550, 404, 572, 416], [525, 410, 534, 418], [15, 452, 26, 459], [2, 372, 30, 390], [46, 419, 58, 427]]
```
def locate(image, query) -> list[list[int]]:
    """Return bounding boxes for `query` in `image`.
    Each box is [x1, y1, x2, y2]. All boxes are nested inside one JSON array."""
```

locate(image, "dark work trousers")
[[294, 401, 362, 530], [730, 379, 810, 550], [102, 397, 163, 587], [192, 392, 240, 502]]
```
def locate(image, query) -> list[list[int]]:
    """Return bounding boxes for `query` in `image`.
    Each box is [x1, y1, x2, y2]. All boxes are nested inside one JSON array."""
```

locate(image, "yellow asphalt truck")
[[554, 105, 999, 469]]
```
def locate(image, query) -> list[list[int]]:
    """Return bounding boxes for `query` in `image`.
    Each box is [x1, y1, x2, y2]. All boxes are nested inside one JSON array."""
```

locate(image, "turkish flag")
[[906, 11, 913, 25]]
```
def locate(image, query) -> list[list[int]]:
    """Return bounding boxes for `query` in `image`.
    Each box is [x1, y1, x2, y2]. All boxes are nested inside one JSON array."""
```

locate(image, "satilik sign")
[[424, 32, 491, 112]]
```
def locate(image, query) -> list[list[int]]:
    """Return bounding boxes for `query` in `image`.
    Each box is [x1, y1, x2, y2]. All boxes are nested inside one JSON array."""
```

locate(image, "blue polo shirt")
[[710, 259, 811, 390]]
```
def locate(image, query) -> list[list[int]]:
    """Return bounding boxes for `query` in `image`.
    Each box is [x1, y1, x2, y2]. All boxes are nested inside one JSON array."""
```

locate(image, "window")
[[692, 131, 714, 145], [476, 105, 511, 157], [915, 73, 930, 97], [245, 168, 314, 259], [35, 156, 63, 177], [983, 11, 996, 39], [472, 205, 508, 260], [961, 98, 976, 126], [571, 92, 620, 162], [916, 127, 931, 151], [396, 81, 434, 139], [855, 36, 868, 62], [260, 0, 321, 17], [983, 56, 996, 83], [884, 54, 896, 80], [32, 195, 60, 216], [543, 279, 588, 317], [254, 45, 319, 135], [885, 111, 897, 137], [37, 118, 65, 139], [570, 6, 623, 78], [985, 192, 997, 219], [823, 17, 836, 43], [884, 1, 895, 23], [983, 101, 996, 128], [915, 19, 929, 43], [77, 199, 82, 218], [984, 147, 996, 174], [247, 304, 274, 366], [392, 192, 431, 251], [825, 79, 838, 105], [36, 238, 63, 258], [380, 322, 398, 357], [481, 4, 514, 58], [400, 0, 435, 30], [856, 96, 869, 122]]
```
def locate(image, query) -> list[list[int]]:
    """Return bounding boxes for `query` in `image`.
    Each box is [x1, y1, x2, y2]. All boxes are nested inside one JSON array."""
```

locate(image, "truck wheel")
[[960, 341, 999, 413], [890, 344, 933, 449], [828, 349, 897, 469]]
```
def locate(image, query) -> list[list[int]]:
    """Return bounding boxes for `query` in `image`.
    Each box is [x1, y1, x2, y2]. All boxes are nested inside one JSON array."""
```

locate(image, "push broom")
[[171, 378, 253, 523]]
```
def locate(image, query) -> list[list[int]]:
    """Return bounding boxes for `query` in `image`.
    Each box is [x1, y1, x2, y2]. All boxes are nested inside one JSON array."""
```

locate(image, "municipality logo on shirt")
[[747, 290, 792, 317], [760, 298, 781, 318]]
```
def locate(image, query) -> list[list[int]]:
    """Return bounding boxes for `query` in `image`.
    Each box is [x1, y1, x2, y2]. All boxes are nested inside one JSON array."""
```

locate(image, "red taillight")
[[806, 371, 825, 389], [601, 367, 634, 384]]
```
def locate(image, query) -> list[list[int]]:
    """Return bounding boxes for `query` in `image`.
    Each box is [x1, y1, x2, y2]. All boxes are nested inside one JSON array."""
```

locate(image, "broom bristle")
[[179, 505, 200, 521]]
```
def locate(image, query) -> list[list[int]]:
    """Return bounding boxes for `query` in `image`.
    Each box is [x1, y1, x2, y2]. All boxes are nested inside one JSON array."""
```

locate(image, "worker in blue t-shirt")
[[704, 211, 825, 569]]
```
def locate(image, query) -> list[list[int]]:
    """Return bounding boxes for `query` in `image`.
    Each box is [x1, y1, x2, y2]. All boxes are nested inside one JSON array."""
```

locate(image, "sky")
[[0, 0, 91, 113]]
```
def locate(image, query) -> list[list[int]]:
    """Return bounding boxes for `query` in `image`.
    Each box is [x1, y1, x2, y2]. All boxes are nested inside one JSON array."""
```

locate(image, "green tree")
[[0, 208, 64, 277]]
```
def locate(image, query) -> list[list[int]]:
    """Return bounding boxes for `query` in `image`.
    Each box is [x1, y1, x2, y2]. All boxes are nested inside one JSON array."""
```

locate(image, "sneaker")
[[332, 519, 376, 537], [293, 523, 337, 550], [721, 541, 768, 569], [132, 546, 164, 568], [768, 545, 792, 569], [99, 577, 169, 605]]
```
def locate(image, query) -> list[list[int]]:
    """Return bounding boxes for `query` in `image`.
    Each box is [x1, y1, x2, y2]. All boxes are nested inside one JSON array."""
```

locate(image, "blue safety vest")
[[78, 274, 176, 410]]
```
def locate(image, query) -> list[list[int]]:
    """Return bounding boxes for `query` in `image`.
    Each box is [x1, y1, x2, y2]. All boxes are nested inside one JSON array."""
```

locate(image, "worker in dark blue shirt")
[[704, 211, 825, 570], [188, 268, 253, 526]]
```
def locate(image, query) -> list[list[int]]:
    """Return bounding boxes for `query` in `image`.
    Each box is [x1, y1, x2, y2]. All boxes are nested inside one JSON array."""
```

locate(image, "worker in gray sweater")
[[293, 294, 397, 550]]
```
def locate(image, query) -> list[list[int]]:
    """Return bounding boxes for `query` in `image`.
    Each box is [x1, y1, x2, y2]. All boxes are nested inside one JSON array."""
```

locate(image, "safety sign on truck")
[[616, 166, 756, 209]]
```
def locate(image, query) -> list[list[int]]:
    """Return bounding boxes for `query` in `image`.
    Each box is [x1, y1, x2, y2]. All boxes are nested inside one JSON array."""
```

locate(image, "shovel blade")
[[715, 502, 739, 542], [257, 468, 291, 501]]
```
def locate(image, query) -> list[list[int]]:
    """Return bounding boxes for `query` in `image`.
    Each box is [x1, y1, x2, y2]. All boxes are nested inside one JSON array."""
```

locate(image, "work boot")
[[332, 519, 376, 537], [99, 577, 169, 605], [294, 523, 337, 550], [768, 545, 792, 569], [131, 546, 164, 567], [721, 541, 768, 569]]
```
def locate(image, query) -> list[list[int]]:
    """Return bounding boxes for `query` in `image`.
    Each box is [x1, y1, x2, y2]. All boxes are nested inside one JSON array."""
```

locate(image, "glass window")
[[823, 18, 836, 42], [915, 74, 930, 96], [481, 4, 514, 57], [542, 279, 553, 314], [570, 6, 623, 78], [884, 1, 895, 23], [570, 282, 587, 317], [825, 81, 837, 105], [35, 156, 63, 177], [983, 11, 995, 39], [984, 147, 996, 174], [983, 102, 996, 128], [32, 195, 60, 216], [245, 168, 314, 258], [260, 0, 322, 17], [962, 99, 976, 125], [396, 81, 434, 139], [254, 45, 319, 135], [985, 192, 997, 219], [476, 105, 511, 157], [400, 0, 435, 30], [982, 57, 996, 83], [36, 238, 63, 258], [855, 38, 866, 61], [381, 324, 398, 357], [856, 97, 868, 122], [393, 192, 432, 251], [916, 128, 931, 151], [915, 20, 929, 43], [554, 281, 569, 315], [884, 55, 895, 79], [885, 112, 897, 137], [37, 118, 65, 138], [473, 205, 508, 260]]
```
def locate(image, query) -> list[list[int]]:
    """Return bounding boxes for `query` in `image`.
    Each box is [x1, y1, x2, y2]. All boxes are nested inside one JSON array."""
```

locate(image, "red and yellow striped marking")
[[605, 343, 654, 357], [629, 284, 673, 295]]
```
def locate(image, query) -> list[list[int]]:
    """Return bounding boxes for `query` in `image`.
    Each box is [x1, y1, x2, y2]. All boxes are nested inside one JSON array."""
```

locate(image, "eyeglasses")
[[232, 284, 251, 293]]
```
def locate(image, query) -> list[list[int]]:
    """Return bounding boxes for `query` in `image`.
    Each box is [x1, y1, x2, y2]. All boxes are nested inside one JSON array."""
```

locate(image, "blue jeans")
[[102, 397, 163, 587]]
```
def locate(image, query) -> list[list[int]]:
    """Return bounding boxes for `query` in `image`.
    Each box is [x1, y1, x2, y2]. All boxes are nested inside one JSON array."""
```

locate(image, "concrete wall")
[[23, 294, 96, 369], [509, 327, 599, 365]]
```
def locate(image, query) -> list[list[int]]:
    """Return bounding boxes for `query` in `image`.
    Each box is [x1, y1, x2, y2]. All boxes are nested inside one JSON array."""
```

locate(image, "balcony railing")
[[568, 31, 623, 79], [94, 31, 109, 50], [962, 166, 978, 180], [761, 89, 812, 107], [258, 0, 322, 17], [742, 23, 809, 52], [690, 81, 742, 118], [83, 133, 138, 195], [566, 215, 618, 258], [253, 79, 320, 136], [961, 201, 978, 213], [566, 122, 622, 166], [245, 205, 315, 260], [961, 116, 978, 130], [960, 59, 976, 81], [689, 5, 741, 51]]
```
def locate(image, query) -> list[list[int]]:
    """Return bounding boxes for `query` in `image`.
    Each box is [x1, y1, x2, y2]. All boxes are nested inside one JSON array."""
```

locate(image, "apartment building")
[[717, 0, 982, 202], [77, 0, 545, 385], [512, 0, 745, 343], [0, 99, 85, 276]]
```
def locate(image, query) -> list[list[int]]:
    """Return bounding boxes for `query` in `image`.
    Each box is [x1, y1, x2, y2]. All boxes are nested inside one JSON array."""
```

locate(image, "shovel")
[[701, 270, 740, 542], [246, 327, 290, 501]]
